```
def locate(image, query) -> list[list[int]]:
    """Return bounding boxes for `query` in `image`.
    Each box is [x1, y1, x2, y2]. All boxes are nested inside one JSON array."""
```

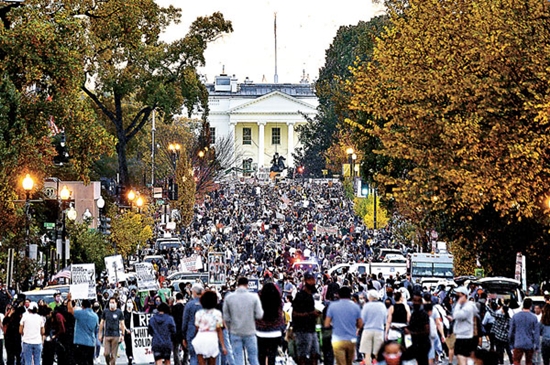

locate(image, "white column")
[[229, 121, 236, 168], [287, 121, 295, 168], [258, 121, 266, 168]]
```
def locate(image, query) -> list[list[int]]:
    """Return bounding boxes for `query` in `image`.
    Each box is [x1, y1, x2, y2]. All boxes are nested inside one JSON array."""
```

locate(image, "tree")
[[174, 145, 196, 227], [354, 195, 390, 229], [109, 208, 154, 259], [347, 0, 550, 274], [297, 16, 388, 176], [0, 0, 114, 284], [81, 0, 233, 188], [67, 218, 112, 273]]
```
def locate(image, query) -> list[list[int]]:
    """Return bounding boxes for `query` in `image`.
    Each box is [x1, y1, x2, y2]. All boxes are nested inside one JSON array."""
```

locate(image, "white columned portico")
[[287, 121, 295, 168], [257, 121, 266, 168]]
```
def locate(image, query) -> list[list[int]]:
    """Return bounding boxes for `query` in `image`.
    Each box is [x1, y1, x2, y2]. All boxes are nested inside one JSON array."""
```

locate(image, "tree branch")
[[126, 107, 152, 141], [82, 86, 116, 122]]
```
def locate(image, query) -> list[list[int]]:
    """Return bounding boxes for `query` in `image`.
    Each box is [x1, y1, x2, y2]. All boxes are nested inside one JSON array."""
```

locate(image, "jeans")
[[218, 328, 235, 365], [188, 338, 199, 365], [230, 333, 259, 365], [22, 342, 42, 365]]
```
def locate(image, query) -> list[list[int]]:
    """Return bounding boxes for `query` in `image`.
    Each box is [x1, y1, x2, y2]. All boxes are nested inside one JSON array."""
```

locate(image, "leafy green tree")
[[109, 208, 154, 259], [67, 218, 112, 273], [354, 195, 390, 229], [80, 0, 233, 188], [297, 16, 388, 176]]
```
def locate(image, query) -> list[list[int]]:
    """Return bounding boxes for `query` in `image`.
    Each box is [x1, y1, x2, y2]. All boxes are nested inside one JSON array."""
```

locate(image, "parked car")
[[166, 272, 209, 292], [142, 255, 168, 268], [154, 237, 185, 251], [471, 276, 525, 306], [21, 285, 70, 305]]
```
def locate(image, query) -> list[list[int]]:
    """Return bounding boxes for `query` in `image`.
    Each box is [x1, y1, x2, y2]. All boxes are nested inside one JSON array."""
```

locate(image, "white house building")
[[204, 74, 318, 175]]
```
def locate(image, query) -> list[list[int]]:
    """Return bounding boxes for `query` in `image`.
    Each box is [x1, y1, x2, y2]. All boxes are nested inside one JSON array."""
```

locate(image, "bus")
[[409, 252, 454, 284]]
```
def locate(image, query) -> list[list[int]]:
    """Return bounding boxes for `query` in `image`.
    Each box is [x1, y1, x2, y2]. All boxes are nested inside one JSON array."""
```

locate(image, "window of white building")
[[243, 127, 252, 145], [272, 127, 281, 145], [209, 127, 216, 144]]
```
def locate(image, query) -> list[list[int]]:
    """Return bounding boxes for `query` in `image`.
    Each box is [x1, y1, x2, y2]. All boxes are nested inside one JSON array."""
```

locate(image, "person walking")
[[19, 301, 45, 365], [488, 301, 513, 365], [539, 303, 550, 365], [256, 282, 286, 365], [291, 272, 321, 365], [123, 299, 135, 365], [99, 297, 126, 365], [509, 297, 539, 365], [3, 303, 23, 365], [452, 287, 478, 365], [182, 283, 204, 365], [191, 290, 227, 365], [171, 292, 186, 365], [148, 302, 176, 365], [223, 276, 264, 365], [67, 293, 99, 365], [406, 292, 431, 365], [385, 291, 410, 342], [324, 286, 363, 365], [359, 289, 387, 365]]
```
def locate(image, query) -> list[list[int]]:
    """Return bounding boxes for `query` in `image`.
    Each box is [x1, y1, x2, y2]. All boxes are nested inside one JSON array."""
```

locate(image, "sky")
[[156, 0, 385, 84]]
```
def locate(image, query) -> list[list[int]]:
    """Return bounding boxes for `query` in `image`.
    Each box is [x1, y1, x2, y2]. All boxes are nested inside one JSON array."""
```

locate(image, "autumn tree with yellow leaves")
[[347, 0, 550, 278]]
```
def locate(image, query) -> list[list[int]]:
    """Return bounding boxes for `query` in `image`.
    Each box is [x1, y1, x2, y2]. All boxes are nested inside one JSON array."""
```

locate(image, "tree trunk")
[[116, 123, 129, 188]]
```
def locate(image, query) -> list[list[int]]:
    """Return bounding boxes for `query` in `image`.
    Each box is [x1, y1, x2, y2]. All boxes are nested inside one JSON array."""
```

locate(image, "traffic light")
[[99, 216, 111, 235], [169, 183, 178, 201], [53, 131, 69, 165]]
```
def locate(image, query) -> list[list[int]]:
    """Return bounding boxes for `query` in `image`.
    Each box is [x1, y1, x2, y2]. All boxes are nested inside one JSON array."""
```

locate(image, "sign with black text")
[[71, 263, 96, 299], [131, 312, 154, 364]]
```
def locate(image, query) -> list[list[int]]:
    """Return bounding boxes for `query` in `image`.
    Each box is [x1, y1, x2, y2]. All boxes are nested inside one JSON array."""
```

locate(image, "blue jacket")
[[182, 298, 202, 341], [148, 312, 176, 352]]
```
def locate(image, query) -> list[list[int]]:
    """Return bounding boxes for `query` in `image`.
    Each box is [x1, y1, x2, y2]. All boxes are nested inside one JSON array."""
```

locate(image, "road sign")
[[44, 222, 55, 230]]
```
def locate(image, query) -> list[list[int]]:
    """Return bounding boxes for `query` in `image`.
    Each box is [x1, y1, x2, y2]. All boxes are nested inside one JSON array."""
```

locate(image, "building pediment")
[[227, 91, 317, 115]]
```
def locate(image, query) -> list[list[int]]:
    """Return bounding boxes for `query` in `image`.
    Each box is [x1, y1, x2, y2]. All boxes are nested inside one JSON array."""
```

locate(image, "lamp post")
[[346, 148, 354, 178], [168, 143, 181, 170], [127, 189, 136, 209], [136, 196, 144, 213], [60, 185, 71, 269], [22, 174, 34, 257]]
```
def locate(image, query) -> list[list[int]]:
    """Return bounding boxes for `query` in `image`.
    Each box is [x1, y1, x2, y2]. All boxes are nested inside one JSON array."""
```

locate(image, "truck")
[[409, 252, 454, 284]]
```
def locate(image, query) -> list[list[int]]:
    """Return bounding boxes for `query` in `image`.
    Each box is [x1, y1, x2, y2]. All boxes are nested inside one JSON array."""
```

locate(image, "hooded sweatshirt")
[[148, 312, 176, 351]]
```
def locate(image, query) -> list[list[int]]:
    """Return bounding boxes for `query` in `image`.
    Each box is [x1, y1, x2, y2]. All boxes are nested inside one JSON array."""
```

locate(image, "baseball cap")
[[304, 272, 315, 280], [455, 286, 469, 296], [28, 302, 38, 311]]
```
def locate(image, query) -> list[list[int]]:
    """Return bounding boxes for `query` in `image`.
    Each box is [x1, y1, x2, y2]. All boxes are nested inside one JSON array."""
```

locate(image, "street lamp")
[[346, 148, 354, 178], [127, 189, 136, 209], [136, 196, 144, 213], [168, 143, 181, 170], [22, 174, 34, 258], [60, 185, 71, 269]]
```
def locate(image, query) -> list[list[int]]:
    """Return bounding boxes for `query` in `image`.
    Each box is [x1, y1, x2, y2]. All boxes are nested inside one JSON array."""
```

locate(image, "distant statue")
[[270, 153, 286, 172]]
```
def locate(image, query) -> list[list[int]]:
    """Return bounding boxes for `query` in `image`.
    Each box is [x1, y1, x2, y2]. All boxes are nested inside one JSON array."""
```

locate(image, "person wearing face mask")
[[375, 340, 406, 365], [123, 299, 135, 365], [98, 297, 126, 365]]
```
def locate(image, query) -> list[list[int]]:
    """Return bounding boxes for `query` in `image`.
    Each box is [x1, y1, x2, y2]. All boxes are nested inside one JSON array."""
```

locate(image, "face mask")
[[155, 300, 161, 305], [359, 299, 365, 304], [109, 303, 116, 310], [384, 352, 402, 365], [126, 302, 133, 311]]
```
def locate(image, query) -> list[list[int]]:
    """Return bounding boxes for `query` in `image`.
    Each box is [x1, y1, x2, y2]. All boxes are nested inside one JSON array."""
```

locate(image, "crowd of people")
[[0, 178, 548, 365]]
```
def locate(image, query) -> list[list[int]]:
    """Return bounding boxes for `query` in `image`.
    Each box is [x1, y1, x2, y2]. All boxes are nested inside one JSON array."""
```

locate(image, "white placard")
[[104, 255, 125, 284], [69, 283, 89, 300], [134, 262, 158, 291], [71, 263, 96, 299]]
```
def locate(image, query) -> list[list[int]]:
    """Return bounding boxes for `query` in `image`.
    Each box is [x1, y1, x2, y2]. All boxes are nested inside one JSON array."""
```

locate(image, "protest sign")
[[181, 254, 199, 272], [71, 263, 96, 299], [207, 252, 226, 285], [131, 312, 154, 364], [104, 255, 125, 284], [134, 262, 158, 291], [247, 278, 260, 293]]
